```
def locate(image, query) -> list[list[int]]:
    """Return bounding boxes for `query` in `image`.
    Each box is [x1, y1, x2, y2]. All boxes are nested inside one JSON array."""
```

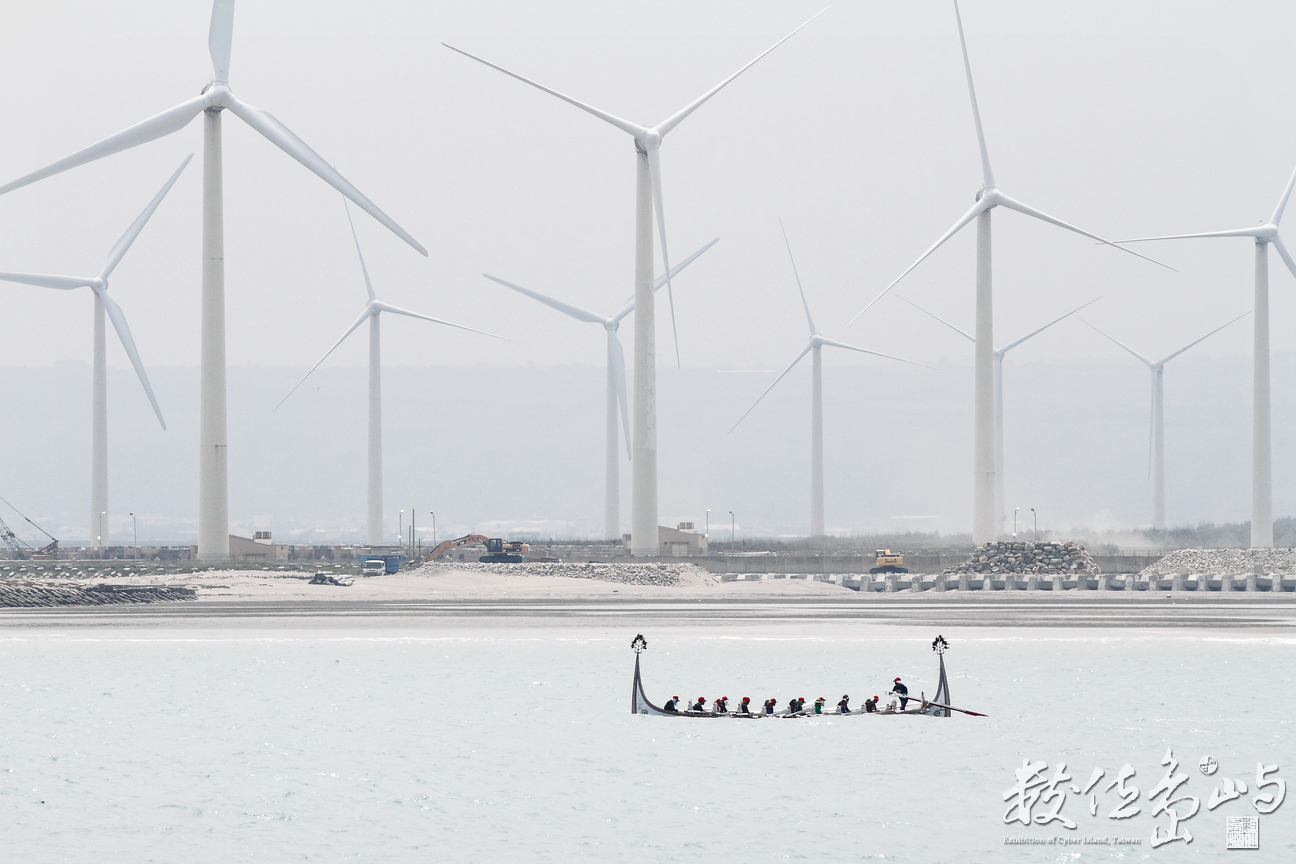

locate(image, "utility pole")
[[1031, 508, 1037, 542], [430, 512, 436, 545], [130, 511, 138, 560], [729, 510, 735, 545]]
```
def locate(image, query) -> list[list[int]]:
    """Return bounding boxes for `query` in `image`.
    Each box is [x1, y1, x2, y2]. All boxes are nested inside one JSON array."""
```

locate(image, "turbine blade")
[[729, 343, 813, 433], [1271, 235, 1296, 282], [1075, 317, 1153, 366], [996, 194, 1175, 270], [0, 272, 92, 290], [1272, 162, 1296, 226], [847, 196, 990, 326], [209, 0, 235, 82], [225, 96, 428, 256], [646, 147, 679, 367], [779, 218, 817, 336], [343, 201, 376, 301], [374, 301, 511, 341], [0, 95, 210, 197], [608, 328, 631, 459], [100, 154, 193, 280], [482, 274, 606, 324], [613, 236, 721, 323], [98, 291, 165, 429], [1158, 310, 1249, 365], [953, 0, 994, 188], [275, 308, 373, 410], [1112, 227, 1264, 243], [441, 44, 649, 139], [997, 296, 1102, 354], [654, 8, 829, 137], [896, 295, 973, 342], [817, 337, 930, 367]]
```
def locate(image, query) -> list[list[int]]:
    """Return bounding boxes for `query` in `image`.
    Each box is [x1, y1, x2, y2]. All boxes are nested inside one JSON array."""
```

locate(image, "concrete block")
[[1052, 575, 1064, 592]]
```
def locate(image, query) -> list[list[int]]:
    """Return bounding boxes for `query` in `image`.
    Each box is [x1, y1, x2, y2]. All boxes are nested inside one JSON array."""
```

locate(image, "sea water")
[[1, 625, 1291, 862]]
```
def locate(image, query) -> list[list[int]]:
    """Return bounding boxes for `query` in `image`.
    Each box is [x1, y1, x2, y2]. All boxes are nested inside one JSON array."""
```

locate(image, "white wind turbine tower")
[[0, 155, 190, 545], [0, 1, 425, 560], [1112, 167, 1296, 547], [730, 222, 920, 537], [445, 9, 824, 555], [1079, 314, 1248, 531], [847, 0, 1167, 544], [483, 239, 719, 541], [899, 294, 1100, 536], [277, 203, 498, 547]]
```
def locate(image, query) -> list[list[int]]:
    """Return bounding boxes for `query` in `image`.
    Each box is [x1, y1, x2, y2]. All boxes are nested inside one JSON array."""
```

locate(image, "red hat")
[[742, 697, 750, 702], [894, 677, 902, 681]]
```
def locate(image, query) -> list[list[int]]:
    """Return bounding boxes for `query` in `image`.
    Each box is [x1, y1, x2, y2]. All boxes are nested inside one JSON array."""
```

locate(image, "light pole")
[[399, 509, 404, 550], [430, 512, 436, 545], [1013, 507, 1018, 540], [729, 510, 735, 545], [411, 509, 416, 561], [99, 511, 106, 558], [1031, 508, 1037, 542], [129, 511, 138, 560], [705, 509, 710, 538]]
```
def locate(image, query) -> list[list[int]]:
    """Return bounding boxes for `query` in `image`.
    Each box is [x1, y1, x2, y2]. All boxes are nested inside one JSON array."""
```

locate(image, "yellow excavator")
[[869, 549, 908, 575], [423, 534, 530, 564]]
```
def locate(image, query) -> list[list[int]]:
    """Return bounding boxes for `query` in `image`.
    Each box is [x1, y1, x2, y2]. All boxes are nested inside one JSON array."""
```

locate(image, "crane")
[[0, 495, 59, 560]]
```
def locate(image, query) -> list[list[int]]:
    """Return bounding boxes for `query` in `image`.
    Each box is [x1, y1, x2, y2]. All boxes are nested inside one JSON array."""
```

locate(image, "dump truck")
[[869, 549, 908, 575], [423, 534, 530, 564]]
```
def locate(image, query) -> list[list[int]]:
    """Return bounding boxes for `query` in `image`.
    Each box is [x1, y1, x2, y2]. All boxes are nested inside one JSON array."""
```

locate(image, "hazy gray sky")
[[2, 1, 1293, 371], [3, 1, 1296, 541]]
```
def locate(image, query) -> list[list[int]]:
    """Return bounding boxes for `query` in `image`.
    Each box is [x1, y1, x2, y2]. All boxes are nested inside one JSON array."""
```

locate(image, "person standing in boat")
[[837, 694, 851, 714], [814, 697, 826, 714], [738, 697, 752, 715], [891, 677, 909, 711], [690, 696, 707, 712], [664, 696, 680, 713]]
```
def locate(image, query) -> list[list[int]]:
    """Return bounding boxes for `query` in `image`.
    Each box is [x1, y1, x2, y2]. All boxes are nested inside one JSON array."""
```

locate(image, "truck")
[[869, 549, 908, 575], [423, 534, 531, 564]]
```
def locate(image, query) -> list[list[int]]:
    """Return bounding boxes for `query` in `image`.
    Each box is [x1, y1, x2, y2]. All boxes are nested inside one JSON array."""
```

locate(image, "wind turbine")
[[445, 9, 824, 555], [0, 155, 190, 545], [1111, 167, 1296, 547], [1079, 313, 1248, 531], [277, 203, 497, 547], [847, 0, 1168, 544], [0, 1, 425, 560], [730, 222, 921, 537], [483, 238, 719, 541], [900, 294, 1100, 537]]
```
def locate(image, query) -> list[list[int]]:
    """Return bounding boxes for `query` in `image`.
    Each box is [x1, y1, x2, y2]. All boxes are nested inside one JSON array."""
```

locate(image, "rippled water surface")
[[1, 625, 1292, 862]]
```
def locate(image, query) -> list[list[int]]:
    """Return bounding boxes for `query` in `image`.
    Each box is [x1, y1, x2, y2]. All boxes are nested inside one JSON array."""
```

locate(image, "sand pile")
[[415, 561, 715, 587], [944, 540, 1098, 576], [0, 580, 196, 607], [1140, 548, 1296, 577]]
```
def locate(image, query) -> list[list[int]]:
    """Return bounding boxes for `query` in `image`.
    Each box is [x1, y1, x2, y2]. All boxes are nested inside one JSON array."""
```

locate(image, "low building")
[[228, 531, 288, 563], [622, 523, 708, 557]]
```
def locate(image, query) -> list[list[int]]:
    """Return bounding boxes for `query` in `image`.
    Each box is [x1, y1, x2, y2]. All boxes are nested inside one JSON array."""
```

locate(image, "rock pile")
[[0, 581, 196, 607], [944, 540, 1098, 576], [1140, 548, 1296, 578], [417, 561, 714, 587]]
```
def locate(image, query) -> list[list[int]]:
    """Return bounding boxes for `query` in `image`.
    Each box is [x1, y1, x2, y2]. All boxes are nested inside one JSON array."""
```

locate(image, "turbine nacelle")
[[636, 129, 663, 151], [89, 277, 107, 295]]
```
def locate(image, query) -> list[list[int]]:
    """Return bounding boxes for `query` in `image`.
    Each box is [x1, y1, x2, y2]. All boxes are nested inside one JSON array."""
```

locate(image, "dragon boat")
[[629, 633, 985, 718]]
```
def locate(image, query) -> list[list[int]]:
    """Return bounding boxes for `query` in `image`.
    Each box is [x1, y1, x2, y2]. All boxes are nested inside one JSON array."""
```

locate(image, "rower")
[[864, 696, 878, 713], [664, 696, 680, 713], [690, 696, 707, 712], [837, 694, 851, 714], [738, 697, 752, 715], [764, 698, 777, 715], [715, 696, 729, 714], [892, 677, 909, 711], [792, 697, 806, 714], [813, 697, 826, 714]]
